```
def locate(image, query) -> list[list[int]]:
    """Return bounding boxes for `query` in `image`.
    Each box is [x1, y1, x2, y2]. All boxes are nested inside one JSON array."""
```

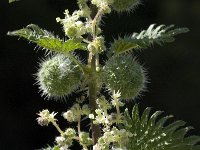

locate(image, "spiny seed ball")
[[112, 0, 140, 12], [37, 54, 82, 99], [103, 55, 146, 100]]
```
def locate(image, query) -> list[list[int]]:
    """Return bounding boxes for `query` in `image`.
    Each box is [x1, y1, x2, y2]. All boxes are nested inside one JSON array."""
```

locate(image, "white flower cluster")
[[111, 90, 124, 107], [36, 109, 57, 126], [55, 128, 77, 150], [89, 91, 133, 149], [63, 103, 90, 122], [56, 10, 86, 38], [56, 10, 104, 40], [91, 92, 124, 126], [87, 36, 106, 54], [79, 132, 93, 148], [89, 96, 113, 127], [94, 127, 133, 150]]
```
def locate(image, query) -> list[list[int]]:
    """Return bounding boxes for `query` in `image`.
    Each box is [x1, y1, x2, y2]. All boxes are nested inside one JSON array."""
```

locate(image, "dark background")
[[1, 0, 200, 149]]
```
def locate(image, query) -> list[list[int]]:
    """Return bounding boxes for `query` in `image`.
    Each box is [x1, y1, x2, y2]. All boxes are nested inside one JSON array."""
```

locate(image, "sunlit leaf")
[[7, 24, 86, 53], [123, 104, 200, 150], [110, 24, 189, 55]]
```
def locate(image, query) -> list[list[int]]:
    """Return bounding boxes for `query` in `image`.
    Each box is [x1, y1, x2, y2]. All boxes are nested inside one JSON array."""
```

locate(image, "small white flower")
[[60, 144, 69, 150], [56, 136, 65, 144], [93, 144, 101, 150], [89, 114, 95, 119], [63, 110, 74, 122], [113, 90, 121, 99], [75, 21, 83, 27], [36, 109, 57, 126]]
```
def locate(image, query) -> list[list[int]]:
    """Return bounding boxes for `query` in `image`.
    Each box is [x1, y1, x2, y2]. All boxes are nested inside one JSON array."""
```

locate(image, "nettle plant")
[[8, 0, 200, 150]]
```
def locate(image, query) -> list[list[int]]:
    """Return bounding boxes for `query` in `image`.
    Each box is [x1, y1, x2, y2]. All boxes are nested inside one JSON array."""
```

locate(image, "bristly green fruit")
[[36, 54, 82, 100], [103, 55, 146, 100], [112, 0, 140, 12]]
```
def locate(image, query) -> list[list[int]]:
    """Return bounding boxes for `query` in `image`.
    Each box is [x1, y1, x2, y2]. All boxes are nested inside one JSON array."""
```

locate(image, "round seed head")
[[103, 55, 147, 100], [36, 54, 82, 100]]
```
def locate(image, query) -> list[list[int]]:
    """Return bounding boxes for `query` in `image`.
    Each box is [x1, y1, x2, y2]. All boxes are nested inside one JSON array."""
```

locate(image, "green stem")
[[78, 117, 81, 133], [88, 54, 101, 144], [87, 5, 103, 144], [51, 121, 64, 135], [114, 96, 120, 116], [92, 8, 104, 38], [95, 54, 100, 71]]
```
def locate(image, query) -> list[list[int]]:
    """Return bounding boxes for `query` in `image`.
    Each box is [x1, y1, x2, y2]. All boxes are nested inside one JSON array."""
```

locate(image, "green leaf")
[[7, 24, 87, 53], [110, 37, 139, 55], [9, 0, 19, 3], [148, 111, 163, 127], [124, 105, 200, 150], [183, 136, 200, 145], [141, 107, 151, 127], [164, 120, 186, 135], [172, 126, 193, 140], [124, 108, 132, 128], [37, 38, 86, 53], [110, 24, 189, 55], [193, 145, 200, 150], [39, 145, 60, 150]]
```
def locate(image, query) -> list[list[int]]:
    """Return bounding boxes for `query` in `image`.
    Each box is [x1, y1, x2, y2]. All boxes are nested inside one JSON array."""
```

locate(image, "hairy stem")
[[87, 5, 103, 144], [95, 54, 100, 71], [114, 97, 120, 117], [92, 8, 104, 38], [51, 121, 64, 135], [78, 117, 81, 133], [88, 54, 101, 144]]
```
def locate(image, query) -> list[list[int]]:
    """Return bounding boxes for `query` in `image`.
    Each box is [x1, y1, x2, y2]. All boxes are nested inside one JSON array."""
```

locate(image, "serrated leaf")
[[110, 38, 139, 55], [148, 111, 163, 127], [132, 104, 140, 123], [37, 38, 86, 53], [183, 136, 200, 145], [124, 108, 132, 128], [164, 120, 186, 134], [172, 126, 194, 140], [110, 24, 189, 55], [7, 24, 86, 53], [156, 115, 173, 128], [141, 107, 151, 127], [124, 105, 200, 150]]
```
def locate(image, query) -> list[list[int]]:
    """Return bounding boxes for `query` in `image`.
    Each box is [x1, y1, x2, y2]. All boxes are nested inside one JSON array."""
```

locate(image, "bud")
[[57, 9, 86, 38], [79, 132, 93, 146], [64, 26, 78, 38], [82, 104, 90, 115], [87, 36, 105, 54], [87, 43, 97, 53], [65, 128, 76, 138], [89, 114, 95, 120], [63, 110, 74, 122]]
